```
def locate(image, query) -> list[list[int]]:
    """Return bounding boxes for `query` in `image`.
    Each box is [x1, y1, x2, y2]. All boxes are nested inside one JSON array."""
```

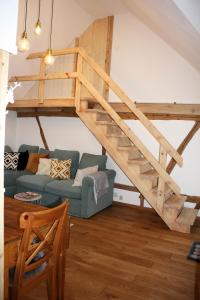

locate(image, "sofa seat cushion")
[[17, 175, 54, 192], [45, 179, 81, 199], [4, 170, 32, 187]]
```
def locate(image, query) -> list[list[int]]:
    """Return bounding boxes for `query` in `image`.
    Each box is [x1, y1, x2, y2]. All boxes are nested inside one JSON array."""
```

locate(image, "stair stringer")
[[78, 110, 183, 231]]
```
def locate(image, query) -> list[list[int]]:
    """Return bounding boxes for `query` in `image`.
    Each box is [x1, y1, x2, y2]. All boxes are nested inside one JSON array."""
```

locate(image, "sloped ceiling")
[[75, 0, 200, 72]]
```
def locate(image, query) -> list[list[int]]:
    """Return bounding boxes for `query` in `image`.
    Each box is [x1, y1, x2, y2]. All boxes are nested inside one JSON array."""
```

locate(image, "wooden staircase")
[[9, 46, 198, 233], [75, 48, 198, 233]]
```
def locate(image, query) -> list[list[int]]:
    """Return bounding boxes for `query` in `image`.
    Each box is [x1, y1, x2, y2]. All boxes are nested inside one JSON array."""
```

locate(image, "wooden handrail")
[[78, 48, 183, 167], [79, 73, 180, 195], [9, 72, 78, 82], [27, 47, 79, 60]]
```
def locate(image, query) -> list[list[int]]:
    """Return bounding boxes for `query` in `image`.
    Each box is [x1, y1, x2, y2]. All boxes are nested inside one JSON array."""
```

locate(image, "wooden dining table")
[[4, 196, 60, 300]]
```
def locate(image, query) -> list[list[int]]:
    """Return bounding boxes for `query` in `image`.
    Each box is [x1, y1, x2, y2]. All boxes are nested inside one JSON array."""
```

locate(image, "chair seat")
[[45, 179, 81, 199]]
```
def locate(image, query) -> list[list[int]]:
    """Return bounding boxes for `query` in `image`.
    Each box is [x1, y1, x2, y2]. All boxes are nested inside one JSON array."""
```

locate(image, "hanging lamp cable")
[[49, 0, 54, 49], [24, 0, 28, 32], [37, 0, 41, 21]]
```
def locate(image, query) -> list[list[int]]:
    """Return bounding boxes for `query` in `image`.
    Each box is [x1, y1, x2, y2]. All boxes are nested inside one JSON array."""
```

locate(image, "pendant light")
[[34, 0, 42, 35], [44, 0, 55, 65], [18, 0, 30, 52]]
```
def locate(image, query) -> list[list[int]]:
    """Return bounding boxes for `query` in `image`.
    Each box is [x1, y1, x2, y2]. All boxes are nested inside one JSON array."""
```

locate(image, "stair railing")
[[75, 48, 182, 203]]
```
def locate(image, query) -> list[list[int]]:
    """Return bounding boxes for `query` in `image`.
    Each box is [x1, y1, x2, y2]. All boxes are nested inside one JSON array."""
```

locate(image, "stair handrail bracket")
[[78, 47, 183, 168]]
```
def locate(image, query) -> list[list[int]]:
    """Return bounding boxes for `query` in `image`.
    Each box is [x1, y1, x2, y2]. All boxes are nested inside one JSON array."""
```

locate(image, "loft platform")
[[7, 99, 200, 121]]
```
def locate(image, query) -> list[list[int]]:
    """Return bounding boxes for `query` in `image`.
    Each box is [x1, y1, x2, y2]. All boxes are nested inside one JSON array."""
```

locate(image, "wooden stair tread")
[[96, 120, 117, 126], [106, 134, 125, 138], [117, 145, 137, 151], [164, 195, 186, 210], [86, 109, 108, 115], [176, 207, 198, 225], [128, 158, 149, 165], [141, 169, 158, 178]]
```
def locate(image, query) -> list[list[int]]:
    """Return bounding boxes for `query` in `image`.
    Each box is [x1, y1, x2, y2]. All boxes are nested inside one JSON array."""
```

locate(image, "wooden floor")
[[24, 203, 200, 300]]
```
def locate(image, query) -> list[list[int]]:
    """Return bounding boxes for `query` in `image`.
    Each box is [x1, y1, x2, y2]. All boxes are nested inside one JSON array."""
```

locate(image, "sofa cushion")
[[17, 175, 54, 192], [4, 145, 13, 152], [26, 153, 49, 173], [45, 179, 81, 199], [79, 153, 107, 171], [54, 149, 79, 178], [18, 144, 39, 154], [4, 170, 32, 187], [50, 159, 71, 180], [17, 151, 29, 170], [4, 152, 19, 170]]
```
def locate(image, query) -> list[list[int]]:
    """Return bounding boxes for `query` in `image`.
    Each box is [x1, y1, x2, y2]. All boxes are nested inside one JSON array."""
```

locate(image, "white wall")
[[7, 9, 200, 205]]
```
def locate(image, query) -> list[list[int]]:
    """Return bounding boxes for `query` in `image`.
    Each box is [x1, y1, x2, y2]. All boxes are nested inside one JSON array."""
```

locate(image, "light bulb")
[[18, 31, 30, 52], [44, 48, 55, 65], [34, 20, 42, 35]]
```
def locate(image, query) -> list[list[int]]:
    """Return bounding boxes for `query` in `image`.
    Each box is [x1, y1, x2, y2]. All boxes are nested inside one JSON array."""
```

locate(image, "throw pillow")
[[73, 165, 98, 187], [4, 152, 20, 170], [26, 153, 49, 173], [17, 151, 29, 170], [50, 159, 72, 180], [36, 158, 52, 176]]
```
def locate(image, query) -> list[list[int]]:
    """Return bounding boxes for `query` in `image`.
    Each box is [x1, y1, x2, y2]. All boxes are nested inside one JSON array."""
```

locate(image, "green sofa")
[[4, 144, 116, 218]]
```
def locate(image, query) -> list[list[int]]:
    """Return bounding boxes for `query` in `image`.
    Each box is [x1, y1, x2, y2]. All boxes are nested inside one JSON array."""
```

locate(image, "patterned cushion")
[[4, 152, 20, 170], [50, 159, 72, 180]]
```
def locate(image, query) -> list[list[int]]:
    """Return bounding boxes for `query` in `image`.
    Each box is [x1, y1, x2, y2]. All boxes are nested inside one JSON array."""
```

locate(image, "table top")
[[4, 196, 47, 245]]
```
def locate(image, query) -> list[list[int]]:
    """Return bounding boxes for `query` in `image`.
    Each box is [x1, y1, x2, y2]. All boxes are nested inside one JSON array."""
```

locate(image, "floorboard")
[[23, 203, 200, 300]]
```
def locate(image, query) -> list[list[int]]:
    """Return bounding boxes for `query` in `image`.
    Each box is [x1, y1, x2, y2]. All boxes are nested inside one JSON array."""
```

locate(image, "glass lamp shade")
[[44, 48, 55, 65], [34, 20, 42, 35], [18, 32, 30, 52]]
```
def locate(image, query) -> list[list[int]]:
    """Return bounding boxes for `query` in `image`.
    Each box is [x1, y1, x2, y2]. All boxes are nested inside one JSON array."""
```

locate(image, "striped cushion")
[[50, 159, 72, 180], [4, 152, 19, 170]]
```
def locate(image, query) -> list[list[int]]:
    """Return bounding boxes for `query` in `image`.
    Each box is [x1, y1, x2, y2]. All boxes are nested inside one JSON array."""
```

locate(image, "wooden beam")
[[111, 103, 200, 116], [35, 116, 49, 150], [0, 49, 9, 300], [27, 47, 79, 59], [102, 146, 106, 155], [17, 111, 78, 118], [167, 122, 200, 174], [114, 183, 138, 192], [7, 98, 75, 108], [9, 72, 77, 82]]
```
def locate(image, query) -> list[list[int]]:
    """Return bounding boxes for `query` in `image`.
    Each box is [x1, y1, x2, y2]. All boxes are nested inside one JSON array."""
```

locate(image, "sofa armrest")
[[80, 169, 116, 218]]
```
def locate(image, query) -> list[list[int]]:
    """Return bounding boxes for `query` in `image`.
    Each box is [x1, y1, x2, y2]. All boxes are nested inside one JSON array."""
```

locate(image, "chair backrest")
[[12, 200, 69, 297]]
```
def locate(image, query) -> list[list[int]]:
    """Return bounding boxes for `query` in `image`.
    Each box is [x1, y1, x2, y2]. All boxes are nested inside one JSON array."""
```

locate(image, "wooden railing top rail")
[[79, 73, 180, 195], [78, 48, 183, 167], [27, 47, 79, 60]]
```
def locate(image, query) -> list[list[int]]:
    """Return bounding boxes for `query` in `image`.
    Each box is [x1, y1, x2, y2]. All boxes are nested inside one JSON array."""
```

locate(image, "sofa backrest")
[[4, 145, 13, 152], [39, 148, 54, 158], [79, 153, 107, 171], [18, 144, 39, 154], [53, 149, 80, 178]]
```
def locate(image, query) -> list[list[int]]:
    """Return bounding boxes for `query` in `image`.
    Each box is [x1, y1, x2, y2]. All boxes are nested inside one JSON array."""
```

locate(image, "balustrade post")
[[157, 146, 167, 212], [75, 53, 83, 112]]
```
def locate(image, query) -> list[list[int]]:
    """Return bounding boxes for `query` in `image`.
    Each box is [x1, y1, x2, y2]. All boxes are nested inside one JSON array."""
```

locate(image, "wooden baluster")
[[157, 146, 167, 212], [75, 53, 83, 112], [38, 58, 46, 104]]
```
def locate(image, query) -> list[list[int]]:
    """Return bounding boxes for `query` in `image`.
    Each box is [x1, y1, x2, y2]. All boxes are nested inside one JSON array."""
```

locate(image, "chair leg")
[[47, 271, 57, 300]]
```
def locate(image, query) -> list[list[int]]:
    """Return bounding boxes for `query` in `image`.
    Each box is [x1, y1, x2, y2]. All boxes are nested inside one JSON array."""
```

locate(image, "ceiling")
[[75, 0, 200, 72]]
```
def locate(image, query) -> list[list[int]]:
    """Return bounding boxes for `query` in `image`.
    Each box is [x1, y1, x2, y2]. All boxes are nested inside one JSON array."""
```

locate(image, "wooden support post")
[[102, 146, 106, 155], [157, 146, 167, 212], [35, 116, 49, 150], [71, 38, 79, 98], [139, 194, 145, 207], [75, 53, 83, 112], [38, 58, 46, 104], [0, 49, 9, 300], [167, 121, 200, 174]]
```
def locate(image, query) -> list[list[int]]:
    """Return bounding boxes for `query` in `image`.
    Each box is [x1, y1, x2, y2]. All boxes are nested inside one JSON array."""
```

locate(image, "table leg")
[[4, 266, 9, 300]]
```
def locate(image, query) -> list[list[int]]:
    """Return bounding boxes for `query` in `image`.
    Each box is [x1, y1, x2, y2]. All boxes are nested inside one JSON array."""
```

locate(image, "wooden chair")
[[11, 200, 70, 300]]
